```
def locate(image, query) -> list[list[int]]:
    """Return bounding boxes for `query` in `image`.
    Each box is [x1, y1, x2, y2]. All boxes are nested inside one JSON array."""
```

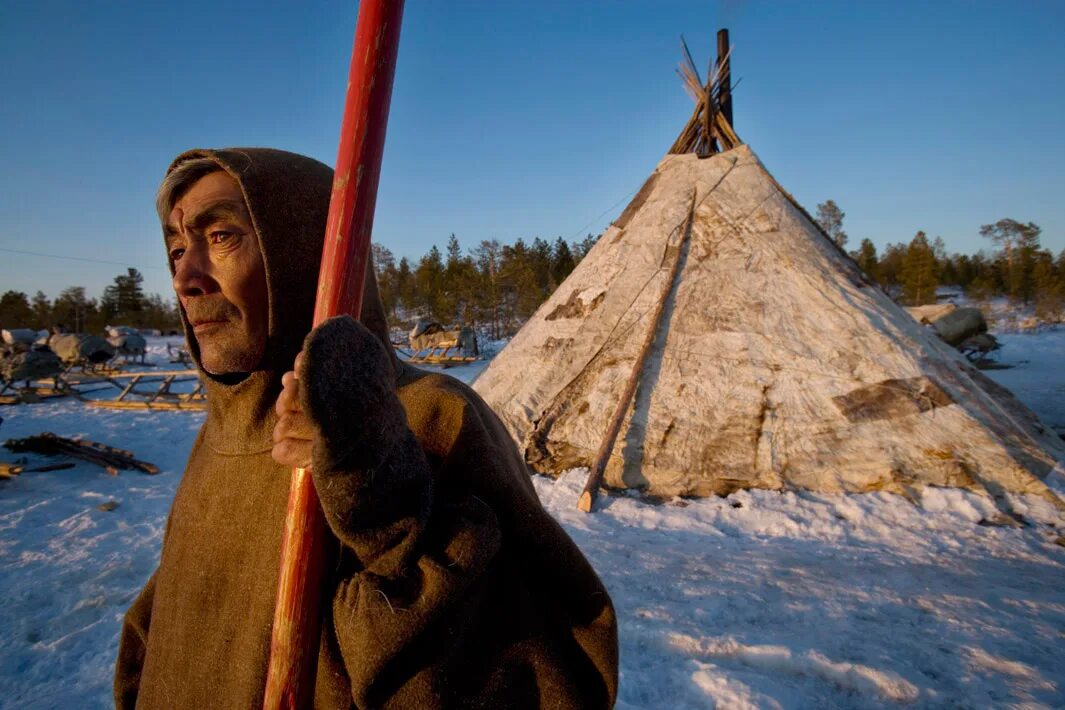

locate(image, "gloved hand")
[[273, 315, 431, 557], [272, 315, 406, 472]]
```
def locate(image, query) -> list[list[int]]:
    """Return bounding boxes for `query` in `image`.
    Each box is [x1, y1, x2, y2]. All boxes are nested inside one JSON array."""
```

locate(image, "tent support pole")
[[716, 29, 732, 128], [578, 192, 697, 513]]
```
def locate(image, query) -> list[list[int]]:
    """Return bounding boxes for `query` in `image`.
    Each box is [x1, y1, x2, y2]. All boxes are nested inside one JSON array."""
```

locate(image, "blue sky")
[[1, 0, 1063, 301]]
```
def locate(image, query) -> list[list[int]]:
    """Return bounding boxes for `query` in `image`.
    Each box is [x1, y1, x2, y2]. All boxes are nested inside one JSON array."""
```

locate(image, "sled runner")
[[87, 370, 205, 411]]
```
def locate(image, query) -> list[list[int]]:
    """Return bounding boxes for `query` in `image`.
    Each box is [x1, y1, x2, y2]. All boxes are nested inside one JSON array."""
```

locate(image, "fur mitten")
[[299, 315, 405, 472], [299, 315, 431, 561]]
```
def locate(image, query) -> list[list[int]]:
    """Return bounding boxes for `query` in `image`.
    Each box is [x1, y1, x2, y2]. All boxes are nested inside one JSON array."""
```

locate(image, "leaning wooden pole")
[[577, 193, 697, 513], [263, 2, 405, 708]]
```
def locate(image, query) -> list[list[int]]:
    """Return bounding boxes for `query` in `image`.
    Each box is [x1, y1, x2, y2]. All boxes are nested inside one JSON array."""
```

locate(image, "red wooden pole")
[[263, 2, 405, 707]]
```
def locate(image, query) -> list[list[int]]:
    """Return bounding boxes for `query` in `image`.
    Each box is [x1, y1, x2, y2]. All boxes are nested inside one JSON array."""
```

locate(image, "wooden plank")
[[88, 400, 206, 411]]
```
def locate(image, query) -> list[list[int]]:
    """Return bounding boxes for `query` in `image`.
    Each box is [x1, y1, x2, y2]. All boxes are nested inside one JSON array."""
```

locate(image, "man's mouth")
[[191, 319, 227, 332]]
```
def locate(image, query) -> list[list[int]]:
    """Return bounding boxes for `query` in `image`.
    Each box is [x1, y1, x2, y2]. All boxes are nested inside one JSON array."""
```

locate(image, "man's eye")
[[169, 248, 186, 260], [208, 231, 235, 243]]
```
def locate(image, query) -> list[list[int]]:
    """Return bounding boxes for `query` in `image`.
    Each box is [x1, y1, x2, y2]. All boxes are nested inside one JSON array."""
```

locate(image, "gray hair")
[[155, 157, 223, 223]]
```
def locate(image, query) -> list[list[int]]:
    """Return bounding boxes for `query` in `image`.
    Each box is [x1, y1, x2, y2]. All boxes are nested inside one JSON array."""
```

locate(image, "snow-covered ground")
[[987, 328, 1065, 436], [1, 335, 1063, 708]]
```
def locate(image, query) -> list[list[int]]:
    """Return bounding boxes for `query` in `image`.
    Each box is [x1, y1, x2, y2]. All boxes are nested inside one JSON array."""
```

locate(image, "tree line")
[[817, 201, 1064, 319], [373, 233, 599, 338], [4, 211, 1061, 339], [376, 209, 1064, 338], [0, 268, 182, 334]]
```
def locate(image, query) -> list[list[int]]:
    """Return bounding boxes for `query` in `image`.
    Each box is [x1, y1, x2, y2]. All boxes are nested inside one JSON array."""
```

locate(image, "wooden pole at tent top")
[[716, 29, 732, 128], [263, 1, 405, 707]]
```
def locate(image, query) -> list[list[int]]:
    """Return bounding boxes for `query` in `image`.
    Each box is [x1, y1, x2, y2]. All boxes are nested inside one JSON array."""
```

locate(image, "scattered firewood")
[[26, 462, 76, 473], [3, 432, 159, 475]]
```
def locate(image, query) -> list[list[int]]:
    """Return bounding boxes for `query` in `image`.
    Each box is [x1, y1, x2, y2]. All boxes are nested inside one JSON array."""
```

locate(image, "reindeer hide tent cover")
[[473, 37, 1065, 507]]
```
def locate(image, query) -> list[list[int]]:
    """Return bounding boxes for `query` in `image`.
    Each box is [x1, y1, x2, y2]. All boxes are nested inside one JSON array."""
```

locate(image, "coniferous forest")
[[371, 209, 1064, 336], [0, 268, 182, 334], [2, 210, 1063, 337]]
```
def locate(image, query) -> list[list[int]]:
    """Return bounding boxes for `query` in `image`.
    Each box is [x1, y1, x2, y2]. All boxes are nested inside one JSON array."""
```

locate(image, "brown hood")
[[163, 148, 395, 450]]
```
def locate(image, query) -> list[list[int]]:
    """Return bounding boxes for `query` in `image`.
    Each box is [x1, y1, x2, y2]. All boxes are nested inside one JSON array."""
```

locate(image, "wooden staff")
[[578, 194, 697, 513], [263, 2, 405, 707]]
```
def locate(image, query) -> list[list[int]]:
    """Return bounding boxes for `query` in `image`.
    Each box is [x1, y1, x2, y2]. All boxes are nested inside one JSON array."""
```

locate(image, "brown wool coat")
[[114, 148, 618, 709]]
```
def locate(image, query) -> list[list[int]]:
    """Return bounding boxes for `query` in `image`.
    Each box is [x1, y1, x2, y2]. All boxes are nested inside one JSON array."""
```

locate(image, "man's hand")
[[272, 351, 317, 468], [272, 316, 405, 476]]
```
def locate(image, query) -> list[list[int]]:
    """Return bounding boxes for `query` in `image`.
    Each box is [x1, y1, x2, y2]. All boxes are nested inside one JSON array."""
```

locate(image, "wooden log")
[[714, 112, 740, 150], [716, 29, 732, 128], [669, 101, 703, 154], [701, 73, 714, 154], [26, 462, 76, 473], [3, 433, 159, 474], [89, 400, 206, 411], [578, 192, 698, 513]]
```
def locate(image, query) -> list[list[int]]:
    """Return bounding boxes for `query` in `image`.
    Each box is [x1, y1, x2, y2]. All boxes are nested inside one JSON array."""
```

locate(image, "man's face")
[[165, 171, 268, 374]]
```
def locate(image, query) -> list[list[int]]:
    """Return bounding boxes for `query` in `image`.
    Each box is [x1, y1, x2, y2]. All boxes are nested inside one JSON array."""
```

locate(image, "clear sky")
[[2, 0, 1063, 302]]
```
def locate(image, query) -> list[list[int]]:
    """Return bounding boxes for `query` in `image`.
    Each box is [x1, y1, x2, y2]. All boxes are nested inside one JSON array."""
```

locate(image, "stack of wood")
[[4, 432, 158, 475], [668, 29, 740, 156]]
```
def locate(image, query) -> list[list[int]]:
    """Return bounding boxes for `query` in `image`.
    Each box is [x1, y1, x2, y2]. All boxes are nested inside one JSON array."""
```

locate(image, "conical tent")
[[473, 40, 1065, 507]]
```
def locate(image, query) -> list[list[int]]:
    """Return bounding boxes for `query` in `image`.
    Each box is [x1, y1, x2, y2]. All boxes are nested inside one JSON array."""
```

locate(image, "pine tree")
[[877, 242, 906, 288], [851, 238, 879, 282], [1032, 250, 1064, 322], [395, 257, 413, 318], [446, 233, 462, 268], [899, 231, 939, 305], [498, 239, 539, 330], [139, 294, 182, 331], [530, 237, 554, 294], [119, 268, 146, 317], [815, 200, 848, 248], [950, 254, 973, 290], [979, 219, 1041, 303], [101, 268, 146, 325], [31, 291, 51, 330], [472, 240, 503, 337], [415, 245, 445, 321], [442, 234, 478, 325], [572, 233, 600, 262], [551, 237, 576, 285], [0, 291, 34, 329], [52, 287, 95, 333], [372, 243, 398, 318]]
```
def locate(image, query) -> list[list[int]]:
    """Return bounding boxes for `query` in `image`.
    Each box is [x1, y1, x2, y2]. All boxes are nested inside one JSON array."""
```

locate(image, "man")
[[114, 148, 618, 708]]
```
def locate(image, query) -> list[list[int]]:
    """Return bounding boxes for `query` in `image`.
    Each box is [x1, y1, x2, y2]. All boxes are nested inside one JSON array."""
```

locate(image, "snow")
[[1, 336, 1064, 708], [985, 327, 1065, 436]]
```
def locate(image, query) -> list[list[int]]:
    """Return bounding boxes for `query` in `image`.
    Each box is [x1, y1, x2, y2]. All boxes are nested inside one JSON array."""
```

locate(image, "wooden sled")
[[64, 362, 130, 378], [397, 343, 478, 368], [0, 379, 72, 406], [87, 370, 206, 411]]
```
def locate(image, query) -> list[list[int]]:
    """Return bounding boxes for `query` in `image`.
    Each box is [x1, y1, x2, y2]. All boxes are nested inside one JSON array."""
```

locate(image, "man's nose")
[[172, 244, 217, 297]]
